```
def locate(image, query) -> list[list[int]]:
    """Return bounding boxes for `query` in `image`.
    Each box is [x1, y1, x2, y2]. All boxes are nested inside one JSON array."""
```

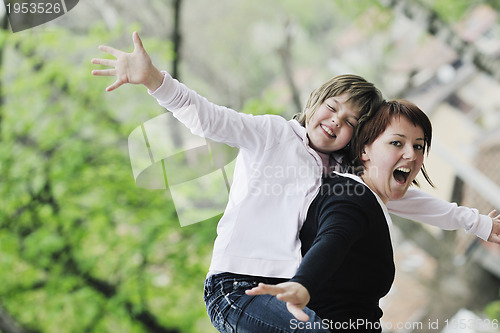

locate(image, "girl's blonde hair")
[[293, 74, 384, 127]]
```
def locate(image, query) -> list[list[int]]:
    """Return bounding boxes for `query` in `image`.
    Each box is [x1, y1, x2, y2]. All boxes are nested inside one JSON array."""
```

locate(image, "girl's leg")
[[204, 273, 329, 333]]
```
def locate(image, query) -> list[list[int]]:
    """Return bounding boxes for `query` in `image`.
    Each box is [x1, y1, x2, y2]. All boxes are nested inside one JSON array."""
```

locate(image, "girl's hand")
[[245, 282, 311, 321], [91, 31, 164, 92], [488, 209, 500, 244]]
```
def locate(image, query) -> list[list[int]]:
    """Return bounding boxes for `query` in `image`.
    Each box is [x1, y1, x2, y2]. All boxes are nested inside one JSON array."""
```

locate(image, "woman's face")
[[305, 93, 360, 154], [361, 116, 425, 203]]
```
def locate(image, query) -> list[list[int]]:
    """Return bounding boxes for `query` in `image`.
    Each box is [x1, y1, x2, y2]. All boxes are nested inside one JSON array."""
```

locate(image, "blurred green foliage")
[[485, 300, 500, 321], [0, 25, 226, 332]]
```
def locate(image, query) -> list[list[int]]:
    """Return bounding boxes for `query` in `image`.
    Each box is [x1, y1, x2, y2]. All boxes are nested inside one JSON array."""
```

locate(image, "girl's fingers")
[[98, 45, 122, 57], [491, 233, 500, 243], [106, 80, 123, 92], [91, 69, 116, 77], [132, 31, 145, 52], [91, 58, 116, 67]]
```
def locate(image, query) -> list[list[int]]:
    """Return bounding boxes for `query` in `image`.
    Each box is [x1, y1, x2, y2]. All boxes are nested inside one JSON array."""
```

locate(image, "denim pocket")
[[205, 278, 236, 333], [231, 280, 258, 292], [212, 309, 234, 333]]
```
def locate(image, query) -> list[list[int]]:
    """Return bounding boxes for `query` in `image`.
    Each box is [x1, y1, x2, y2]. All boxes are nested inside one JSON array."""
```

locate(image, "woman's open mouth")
[[393, 167, 410, 185]]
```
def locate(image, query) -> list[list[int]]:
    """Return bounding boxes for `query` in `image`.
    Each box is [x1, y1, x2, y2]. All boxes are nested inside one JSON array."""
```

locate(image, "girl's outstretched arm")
[[92, 32, 282, 150], [386, 188, 497, 243], [91, 31, 164, 92]]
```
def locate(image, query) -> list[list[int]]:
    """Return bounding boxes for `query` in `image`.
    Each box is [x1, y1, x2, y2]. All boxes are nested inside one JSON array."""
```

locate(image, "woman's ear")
[[361, 149, 370, 162]]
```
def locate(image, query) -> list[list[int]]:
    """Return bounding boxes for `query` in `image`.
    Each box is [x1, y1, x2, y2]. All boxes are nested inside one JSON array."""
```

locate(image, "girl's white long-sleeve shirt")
[[149, 72, 492, 279]]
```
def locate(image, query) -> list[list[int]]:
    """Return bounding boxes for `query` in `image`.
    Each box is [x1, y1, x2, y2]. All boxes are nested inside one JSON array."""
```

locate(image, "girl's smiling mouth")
[[320, 124, 336, 138]]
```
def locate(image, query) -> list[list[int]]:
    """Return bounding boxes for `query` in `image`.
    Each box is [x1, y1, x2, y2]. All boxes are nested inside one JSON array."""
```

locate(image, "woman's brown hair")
[[350, 99, 434, 187]]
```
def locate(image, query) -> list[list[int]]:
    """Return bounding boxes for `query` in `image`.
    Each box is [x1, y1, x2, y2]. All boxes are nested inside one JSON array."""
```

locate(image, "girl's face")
[[361, 116, 425, 203], [305, 93, 360, 154]]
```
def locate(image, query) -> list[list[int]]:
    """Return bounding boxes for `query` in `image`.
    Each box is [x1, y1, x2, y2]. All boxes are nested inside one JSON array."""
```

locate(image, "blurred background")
[[0, 0, 499, 332]]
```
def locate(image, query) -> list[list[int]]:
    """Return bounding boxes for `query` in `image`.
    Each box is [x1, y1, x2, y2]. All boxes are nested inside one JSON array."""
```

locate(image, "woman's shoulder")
[[319, 172, 377, 205]]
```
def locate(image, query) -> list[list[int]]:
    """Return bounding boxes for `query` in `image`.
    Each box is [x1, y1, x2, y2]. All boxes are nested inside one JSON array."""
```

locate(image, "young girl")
[[92, 32, 500, 332], [248, 100, 433, 332]]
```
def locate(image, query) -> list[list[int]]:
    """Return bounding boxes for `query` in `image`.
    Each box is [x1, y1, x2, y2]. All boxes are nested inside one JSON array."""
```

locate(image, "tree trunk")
[[171, 0, 182, 80], [169, 0, 184, 149], [0, 12, 8, 140], [278, 19, 302, 115]]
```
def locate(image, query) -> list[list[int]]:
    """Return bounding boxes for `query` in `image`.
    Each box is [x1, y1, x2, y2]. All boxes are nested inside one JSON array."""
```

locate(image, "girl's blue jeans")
[[204, 272, 330, 333]]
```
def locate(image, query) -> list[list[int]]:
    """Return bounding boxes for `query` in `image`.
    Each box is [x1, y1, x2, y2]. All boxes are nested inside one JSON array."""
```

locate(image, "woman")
[[247, 99, 433, 332]]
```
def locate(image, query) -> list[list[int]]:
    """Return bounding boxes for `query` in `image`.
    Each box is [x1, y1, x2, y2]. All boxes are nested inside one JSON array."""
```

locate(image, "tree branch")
[[378, 0, 500, 80], [0, 302, 39, 333]]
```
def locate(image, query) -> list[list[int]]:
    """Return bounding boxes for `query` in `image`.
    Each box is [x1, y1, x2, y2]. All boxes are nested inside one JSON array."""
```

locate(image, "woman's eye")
[[327, 105, 336, 112], [414, 144, 424, 151], [390, 141, 401, 147]]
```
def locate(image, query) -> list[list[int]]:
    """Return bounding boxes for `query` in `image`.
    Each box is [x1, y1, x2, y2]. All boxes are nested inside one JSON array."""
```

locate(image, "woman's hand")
[[246, 281, 311, 321], [91, 31, 164, 92]]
